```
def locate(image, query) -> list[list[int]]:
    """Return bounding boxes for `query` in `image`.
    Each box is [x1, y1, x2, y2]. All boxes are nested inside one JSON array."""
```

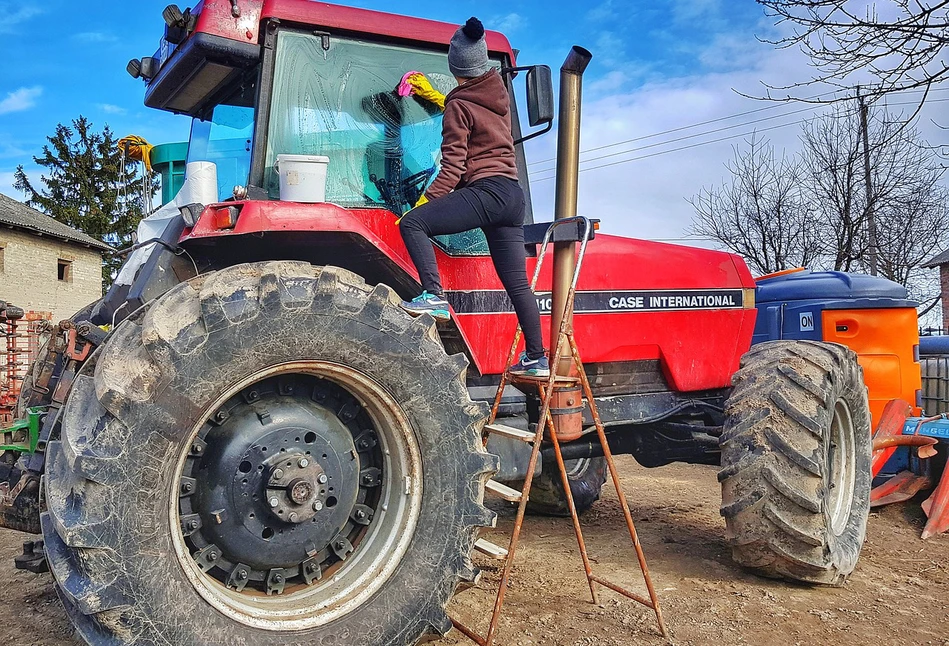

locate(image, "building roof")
[[0, 193, 112, 252], [924, 248, 949, 268]]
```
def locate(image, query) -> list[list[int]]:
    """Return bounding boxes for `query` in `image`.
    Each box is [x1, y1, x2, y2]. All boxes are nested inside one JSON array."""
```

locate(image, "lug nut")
[[288, 512, 299, 523], [313, 500, 323, 511], [299, 458, 309, 468], [269, 497, 280, 508], [274, 468, 285, 479], [318, 474, 328, 484]]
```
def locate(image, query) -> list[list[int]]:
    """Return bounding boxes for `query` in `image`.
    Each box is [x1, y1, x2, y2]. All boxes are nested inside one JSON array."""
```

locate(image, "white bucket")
[[276, 154, 330, 203]]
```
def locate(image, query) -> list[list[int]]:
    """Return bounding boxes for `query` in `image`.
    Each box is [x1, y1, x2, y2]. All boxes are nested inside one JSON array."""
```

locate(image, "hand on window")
[[398, 72, 446, 110]]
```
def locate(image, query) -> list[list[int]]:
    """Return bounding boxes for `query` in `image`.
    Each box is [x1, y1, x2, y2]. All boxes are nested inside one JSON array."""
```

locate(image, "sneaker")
[[400, 291, 450, 320], [509, 351, 550, 377]]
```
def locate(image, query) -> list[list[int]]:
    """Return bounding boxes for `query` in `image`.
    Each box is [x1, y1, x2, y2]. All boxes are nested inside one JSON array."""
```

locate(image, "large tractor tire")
[[719, 340, 871, 585], [42, 263, 496, 646], [525, 456, 607, 516]]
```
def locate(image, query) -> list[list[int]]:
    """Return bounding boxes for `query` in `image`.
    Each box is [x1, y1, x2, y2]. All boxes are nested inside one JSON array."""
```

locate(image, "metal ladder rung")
[[484, 423, 536, 443], [474, 538, 509, 560], [485, 479, 523, 502]]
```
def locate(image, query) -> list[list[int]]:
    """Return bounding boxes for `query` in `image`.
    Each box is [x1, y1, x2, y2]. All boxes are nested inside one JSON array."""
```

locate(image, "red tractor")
[[4, 1, 871, 644]]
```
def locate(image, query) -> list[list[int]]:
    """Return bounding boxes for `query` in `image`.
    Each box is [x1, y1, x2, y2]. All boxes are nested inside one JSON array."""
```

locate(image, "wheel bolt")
[[318, 474, 328, 484], [274, 468, 285, 479], [269, 497, 280, 508], [299, 458, 309, 468], [289, 512, 299, 523], [313, 500, 323, 511]]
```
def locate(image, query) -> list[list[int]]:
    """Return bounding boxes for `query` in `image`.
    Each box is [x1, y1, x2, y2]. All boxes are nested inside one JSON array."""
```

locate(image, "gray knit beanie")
[[448, 17, 490, 78]]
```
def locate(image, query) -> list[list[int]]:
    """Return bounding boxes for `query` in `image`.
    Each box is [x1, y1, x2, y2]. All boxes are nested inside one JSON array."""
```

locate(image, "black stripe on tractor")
[[445, 289, 746, 314]]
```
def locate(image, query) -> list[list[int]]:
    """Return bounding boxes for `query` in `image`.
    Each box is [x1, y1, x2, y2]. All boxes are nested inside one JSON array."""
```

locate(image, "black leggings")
[[399, 176, 544, 359]]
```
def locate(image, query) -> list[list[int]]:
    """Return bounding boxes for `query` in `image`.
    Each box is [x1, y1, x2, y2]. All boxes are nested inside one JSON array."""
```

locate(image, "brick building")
[[0, 193, 110, 321]]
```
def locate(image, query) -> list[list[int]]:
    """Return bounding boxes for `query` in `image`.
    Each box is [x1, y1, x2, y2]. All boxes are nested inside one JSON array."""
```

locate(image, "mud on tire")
[[42, 263, 497, 646], [719, 340, 871, 585]]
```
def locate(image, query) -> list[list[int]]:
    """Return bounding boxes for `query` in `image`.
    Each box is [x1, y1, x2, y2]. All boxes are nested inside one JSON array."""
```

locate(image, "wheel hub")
[[178, 375, 383, 595], [265, 452, 328, 524]]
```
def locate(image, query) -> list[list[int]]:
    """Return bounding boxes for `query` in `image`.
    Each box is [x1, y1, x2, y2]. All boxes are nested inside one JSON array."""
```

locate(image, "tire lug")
[[299, 457, 309, 468], [274, 468, 285, 479], [318, 473, 328, 484], [269, 497, 280, 508], [313, 500, 323, 511]]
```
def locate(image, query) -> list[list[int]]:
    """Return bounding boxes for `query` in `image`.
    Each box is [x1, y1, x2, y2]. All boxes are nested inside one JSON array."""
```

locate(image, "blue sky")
[[2, 0, 941, 241]]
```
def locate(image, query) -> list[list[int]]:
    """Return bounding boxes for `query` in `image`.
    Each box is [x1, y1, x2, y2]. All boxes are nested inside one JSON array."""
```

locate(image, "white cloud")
[[73, 32, 117, 43], [0, 4, 42, 33], [97, 103, 127, 115], [0, 86, 42, 115], [491, 13, 523, 34], [525, 36, 948, 251]]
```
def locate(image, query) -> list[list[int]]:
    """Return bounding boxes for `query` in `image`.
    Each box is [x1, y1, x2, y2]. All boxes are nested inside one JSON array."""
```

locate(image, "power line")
[[526, 87, 850, 167], [529, 95, 949, 182], [528, 102, 826, 175], [527, 84, 949, 172]]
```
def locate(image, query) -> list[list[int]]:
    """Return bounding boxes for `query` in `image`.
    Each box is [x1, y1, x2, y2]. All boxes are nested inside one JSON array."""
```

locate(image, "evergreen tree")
[[13, 116, 157, 288]]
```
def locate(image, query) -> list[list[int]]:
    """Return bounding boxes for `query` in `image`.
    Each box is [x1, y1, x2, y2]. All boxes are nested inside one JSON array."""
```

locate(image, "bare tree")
[[798, 104, 868, 271], [690, 135, 819, 274], [691, 105, 949, 298], [759, 0, 949, 100]]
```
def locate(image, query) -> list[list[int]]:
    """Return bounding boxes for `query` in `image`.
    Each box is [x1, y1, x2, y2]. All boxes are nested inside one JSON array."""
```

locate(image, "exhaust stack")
[[551, 46, 592, 373]]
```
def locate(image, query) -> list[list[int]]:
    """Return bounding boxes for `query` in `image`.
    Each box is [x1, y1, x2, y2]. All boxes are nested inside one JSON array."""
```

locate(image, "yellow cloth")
[[395, 194, 430, 225], [117, 135, 154, 171], [406, 73, 446, 110]]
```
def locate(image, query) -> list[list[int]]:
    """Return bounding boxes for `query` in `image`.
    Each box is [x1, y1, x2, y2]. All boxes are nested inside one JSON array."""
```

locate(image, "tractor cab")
[[132, 0, 549, 218]]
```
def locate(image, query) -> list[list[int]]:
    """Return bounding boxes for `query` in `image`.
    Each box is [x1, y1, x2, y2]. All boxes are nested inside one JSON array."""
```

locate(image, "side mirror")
[[526, 65, 554, 127], [503, 64, 554, 146]]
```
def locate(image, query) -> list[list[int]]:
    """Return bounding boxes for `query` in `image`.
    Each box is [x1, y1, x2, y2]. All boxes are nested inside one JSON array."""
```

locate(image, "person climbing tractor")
[[397, 17, 549, 377]]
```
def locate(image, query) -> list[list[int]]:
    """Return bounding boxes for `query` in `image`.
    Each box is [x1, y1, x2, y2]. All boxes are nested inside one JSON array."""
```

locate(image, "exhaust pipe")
[[551, 46, 593, 372]]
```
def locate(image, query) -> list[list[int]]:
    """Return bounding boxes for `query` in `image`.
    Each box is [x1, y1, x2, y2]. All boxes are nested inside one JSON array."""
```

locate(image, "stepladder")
[[450, 216, 670, 645]]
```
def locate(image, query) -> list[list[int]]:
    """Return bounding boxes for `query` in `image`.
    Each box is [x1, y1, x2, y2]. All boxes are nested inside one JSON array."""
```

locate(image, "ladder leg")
[[545, 405, 600, 605], [483, 390, 551, 646], [570, 337, 670, 639]]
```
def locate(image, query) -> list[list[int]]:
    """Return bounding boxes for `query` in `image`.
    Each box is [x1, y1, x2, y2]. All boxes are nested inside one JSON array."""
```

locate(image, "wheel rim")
[[826, 398, 856, 536], [170, 361, 423, 631]]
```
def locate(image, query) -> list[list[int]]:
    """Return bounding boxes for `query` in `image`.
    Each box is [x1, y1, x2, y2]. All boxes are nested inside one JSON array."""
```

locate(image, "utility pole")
[[857, 86, 879, 276]]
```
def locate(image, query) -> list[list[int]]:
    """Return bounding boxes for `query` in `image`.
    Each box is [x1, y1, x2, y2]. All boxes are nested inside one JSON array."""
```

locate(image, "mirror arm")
[[513, 120, 553, 146]]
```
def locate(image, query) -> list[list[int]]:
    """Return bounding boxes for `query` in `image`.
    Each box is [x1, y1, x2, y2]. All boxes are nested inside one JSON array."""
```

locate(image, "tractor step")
[[474, 538, 509, 560], [484, 423, 535, 443], [485, 479, 523, 502]]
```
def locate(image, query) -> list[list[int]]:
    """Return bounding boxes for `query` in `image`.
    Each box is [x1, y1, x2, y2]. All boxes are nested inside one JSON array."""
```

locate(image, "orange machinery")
[[753, 269, 921, 429]]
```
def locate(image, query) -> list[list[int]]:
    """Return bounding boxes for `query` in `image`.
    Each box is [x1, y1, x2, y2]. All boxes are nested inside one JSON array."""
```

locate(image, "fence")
[[0, 306, 53, 424]]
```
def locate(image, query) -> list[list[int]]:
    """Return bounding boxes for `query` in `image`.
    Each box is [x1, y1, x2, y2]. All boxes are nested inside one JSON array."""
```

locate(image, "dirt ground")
[[1, 458, 947, 646]]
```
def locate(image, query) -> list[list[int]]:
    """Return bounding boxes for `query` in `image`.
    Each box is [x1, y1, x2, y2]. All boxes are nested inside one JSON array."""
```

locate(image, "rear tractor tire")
[[719, 340, 871, 585], [42, 262, 497, 646]]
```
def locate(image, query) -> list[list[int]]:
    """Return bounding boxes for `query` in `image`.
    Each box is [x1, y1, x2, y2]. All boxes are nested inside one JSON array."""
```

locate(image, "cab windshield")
[[266, 31, 457, 214]]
